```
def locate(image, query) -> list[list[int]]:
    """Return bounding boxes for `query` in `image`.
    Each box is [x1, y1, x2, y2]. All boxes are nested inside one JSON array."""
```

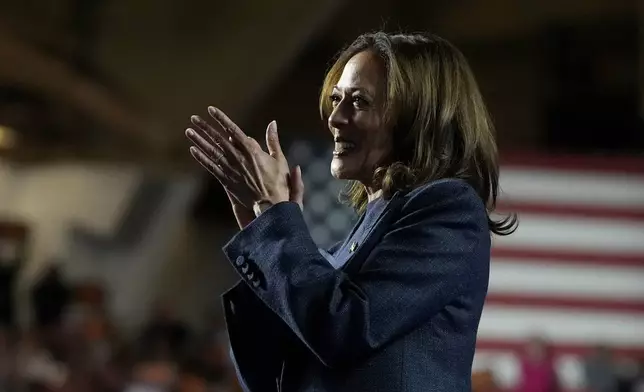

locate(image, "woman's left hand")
[[185, 106, 291, 208]]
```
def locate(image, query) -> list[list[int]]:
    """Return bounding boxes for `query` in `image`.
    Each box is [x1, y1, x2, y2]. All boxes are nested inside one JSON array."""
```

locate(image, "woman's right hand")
[[228, 164, 304, 229], [226, 190, 255, 229]]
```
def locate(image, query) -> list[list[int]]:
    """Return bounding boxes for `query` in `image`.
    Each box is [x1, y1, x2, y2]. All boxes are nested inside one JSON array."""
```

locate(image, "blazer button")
[[235, 256, 245, 266], [229, 300, 236, 315]]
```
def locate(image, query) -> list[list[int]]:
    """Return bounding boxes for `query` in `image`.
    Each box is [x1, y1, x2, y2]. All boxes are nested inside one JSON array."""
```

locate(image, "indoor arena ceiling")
[[0, 0, 637, 165]]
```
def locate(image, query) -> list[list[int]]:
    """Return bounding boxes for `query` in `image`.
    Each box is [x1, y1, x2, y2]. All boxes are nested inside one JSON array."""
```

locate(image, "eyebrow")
[[332, 85, 372, 95]]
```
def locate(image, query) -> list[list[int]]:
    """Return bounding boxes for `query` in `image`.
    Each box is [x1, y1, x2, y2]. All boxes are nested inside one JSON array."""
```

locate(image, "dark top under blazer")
[[221, 178, 491, 392]]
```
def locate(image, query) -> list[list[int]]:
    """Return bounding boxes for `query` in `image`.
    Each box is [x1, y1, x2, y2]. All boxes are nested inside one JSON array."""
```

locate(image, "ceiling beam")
[[0, 24, 166, 153]]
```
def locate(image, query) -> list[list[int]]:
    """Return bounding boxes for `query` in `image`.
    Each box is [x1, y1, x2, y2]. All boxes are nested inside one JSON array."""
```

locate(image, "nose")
[[328, 103, 349, 130]]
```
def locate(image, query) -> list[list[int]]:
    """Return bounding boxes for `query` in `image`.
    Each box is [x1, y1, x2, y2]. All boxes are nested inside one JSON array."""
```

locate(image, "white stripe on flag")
[[478, 306, 644, 346], [492, 214, 644, 253], [499, 168, 644, 208], [489, 260, 644, 301]]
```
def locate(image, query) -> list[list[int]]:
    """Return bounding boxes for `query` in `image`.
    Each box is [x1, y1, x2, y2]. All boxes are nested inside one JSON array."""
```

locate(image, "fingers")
[[207, 106, 249, 146], [289, 165, 304, 211], [185, 127, 243, 179], [189, 146, 227, 180], [194, 109, 262, 158], [190, 115, 236, 156], [265, 120, 285, 161], [185, 128, 227, 165]]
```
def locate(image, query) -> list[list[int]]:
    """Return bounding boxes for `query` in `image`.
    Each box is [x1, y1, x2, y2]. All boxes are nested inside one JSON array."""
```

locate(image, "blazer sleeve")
[[222, 180, 490, 368]]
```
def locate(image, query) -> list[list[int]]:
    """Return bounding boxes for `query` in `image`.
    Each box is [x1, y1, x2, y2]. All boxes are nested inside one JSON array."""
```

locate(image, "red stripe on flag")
[[485, 293, 644, 313], [492, 247, 644, 267]]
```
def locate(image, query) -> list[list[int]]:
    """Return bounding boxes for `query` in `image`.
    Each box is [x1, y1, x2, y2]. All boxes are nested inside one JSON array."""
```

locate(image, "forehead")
[[336, 51, 385, 92]]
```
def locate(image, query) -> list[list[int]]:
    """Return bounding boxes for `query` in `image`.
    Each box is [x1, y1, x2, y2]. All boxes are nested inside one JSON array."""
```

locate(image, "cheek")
[[351, 113, 393, 166], [367, 126, 393, 160]]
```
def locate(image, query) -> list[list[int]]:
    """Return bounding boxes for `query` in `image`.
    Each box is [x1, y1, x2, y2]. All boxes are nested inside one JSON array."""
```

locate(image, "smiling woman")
[[325, 51, 390, 188], [185, 31, 517, 392]]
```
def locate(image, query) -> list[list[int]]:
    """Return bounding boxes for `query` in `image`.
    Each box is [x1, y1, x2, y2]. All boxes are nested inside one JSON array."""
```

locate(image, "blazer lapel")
[[341, 192, 405, 274], [332, 208, 367, 256]]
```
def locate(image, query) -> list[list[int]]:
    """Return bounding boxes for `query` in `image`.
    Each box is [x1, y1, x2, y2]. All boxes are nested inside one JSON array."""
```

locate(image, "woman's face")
[[328, 50, 393, 183]]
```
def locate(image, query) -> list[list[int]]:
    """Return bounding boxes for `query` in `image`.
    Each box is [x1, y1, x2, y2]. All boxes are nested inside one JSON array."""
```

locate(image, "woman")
[[517, 337, 559, 392], [185, 32, 516, 392]]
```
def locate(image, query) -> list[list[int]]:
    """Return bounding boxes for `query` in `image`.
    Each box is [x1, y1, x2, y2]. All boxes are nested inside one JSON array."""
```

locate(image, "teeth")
[[333, 142, 356, 156], [333, 142, 356, 155], [335, 142, 356, 150]]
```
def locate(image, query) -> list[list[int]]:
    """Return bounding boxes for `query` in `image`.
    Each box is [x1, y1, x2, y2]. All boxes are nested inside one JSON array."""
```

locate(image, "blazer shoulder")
[[403, 178, 486, 212]]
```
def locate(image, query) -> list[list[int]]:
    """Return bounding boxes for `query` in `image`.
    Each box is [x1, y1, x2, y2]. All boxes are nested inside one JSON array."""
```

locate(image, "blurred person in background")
[[186, 31, 516, 391], [0, 239, 20, 328], [472, 369, 501, 392], [0, 327, 18, 391], [124, 354, 178, 392], [634, 359, 644, 392], [584, 345, 618, 392], [516, 337, 559, 392], [15, 330, 69, 391], [138, 300, 192, 361], [31, 263, 71, 331]]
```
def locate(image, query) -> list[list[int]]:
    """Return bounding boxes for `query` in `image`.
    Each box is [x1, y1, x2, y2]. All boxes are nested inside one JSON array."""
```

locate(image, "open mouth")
[[333, 136, 357, 156]]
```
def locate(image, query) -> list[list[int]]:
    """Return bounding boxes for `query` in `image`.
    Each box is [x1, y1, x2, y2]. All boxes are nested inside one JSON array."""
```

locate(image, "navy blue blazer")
[[221, 179, 491, 391]]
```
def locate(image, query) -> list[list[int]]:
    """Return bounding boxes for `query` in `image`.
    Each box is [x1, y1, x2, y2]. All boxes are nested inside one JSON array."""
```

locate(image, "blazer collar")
[[341, 191, 405, 274]]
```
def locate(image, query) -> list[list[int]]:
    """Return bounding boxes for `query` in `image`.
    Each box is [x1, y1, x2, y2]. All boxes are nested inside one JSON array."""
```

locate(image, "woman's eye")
[[329, 94, 341, 105], [352, 96, 368, 107]]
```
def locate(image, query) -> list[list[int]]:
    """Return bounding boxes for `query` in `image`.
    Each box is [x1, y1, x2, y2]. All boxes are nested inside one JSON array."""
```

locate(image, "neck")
[[366, 187, 383, 202]]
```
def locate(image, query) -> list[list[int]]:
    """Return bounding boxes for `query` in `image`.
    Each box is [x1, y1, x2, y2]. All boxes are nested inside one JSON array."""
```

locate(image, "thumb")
[[265, 120, 284, 160], [289, 165, 304, 211]]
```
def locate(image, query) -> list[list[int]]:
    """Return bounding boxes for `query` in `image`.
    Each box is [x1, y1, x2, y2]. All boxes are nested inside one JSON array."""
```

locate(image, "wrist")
[[252, 201, 274, 217]]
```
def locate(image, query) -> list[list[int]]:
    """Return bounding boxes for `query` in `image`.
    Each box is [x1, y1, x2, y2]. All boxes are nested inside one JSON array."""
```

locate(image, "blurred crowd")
[[473, 337, 644, 392], [0, 266, 241, 392], [1, 265, 643, 392]]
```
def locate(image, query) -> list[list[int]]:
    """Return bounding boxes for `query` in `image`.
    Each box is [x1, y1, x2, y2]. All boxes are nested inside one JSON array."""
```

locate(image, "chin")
[[330, 157, 359, 180], [331, 170, 351, 180]]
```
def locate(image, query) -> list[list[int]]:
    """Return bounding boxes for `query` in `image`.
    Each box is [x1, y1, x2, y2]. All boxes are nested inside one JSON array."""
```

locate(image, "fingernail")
[[208, 106, 217, 115], [186, 128, 194, 136], [191, 115, 201, 123]]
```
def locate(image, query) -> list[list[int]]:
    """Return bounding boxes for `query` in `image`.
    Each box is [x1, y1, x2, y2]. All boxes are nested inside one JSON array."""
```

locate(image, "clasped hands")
[[185, 106, 304, 228]]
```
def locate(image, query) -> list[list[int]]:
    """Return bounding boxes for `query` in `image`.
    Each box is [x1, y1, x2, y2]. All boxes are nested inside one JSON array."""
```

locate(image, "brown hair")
[[320, 32, 516, 236]]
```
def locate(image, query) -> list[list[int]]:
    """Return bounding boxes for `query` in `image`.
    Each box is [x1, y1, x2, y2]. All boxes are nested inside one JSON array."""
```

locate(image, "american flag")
[[289, 142, 644, 391], [476, 154, 644, 391]]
